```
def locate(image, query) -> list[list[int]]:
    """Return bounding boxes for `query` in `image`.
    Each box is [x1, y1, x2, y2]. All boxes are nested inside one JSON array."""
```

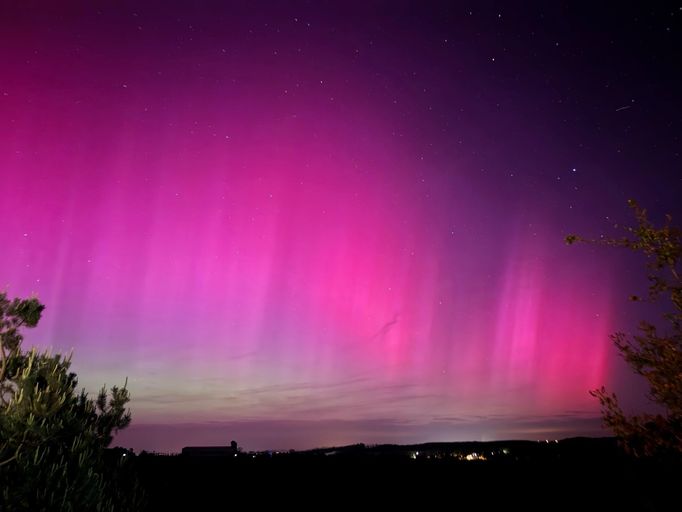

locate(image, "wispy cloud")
[[115, 413, 606, 453]]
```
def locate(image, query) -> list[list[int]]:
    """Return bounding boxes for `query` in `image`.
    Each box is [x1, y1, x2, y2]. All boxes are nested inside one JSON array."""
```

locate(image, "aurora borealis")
[[1, 2, 680, 452]]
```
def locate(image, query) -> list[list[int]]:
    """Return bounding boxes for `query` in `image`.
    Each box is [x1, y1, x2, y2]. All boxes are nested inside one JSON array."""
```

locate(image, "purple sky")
[[1, 2, 680, 453]]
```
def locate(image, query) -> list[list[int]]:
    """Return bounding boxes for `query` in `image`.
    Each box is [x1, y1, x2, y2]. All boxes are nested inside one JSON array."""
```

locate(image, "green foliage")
[[567, 200, 682, 457], [0, 292, 144, 510]]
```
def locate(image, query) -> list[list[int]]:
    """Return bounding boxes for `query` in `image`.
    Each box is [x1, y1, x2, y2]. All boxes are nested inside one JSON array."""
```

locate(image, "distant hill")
[[124, 437, 678, 511]]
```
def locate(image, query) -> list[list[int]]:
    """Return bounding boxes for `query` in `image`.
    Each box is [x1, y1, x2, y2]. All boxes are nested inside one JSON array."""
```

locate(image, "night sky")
[[2, 2, 681, 453]]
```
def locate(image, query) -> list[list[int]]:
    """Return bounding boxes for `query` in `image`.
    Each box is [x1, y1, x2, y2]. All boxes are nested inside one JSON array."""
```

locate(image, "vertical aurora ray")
[[1, 2, 676, 451]]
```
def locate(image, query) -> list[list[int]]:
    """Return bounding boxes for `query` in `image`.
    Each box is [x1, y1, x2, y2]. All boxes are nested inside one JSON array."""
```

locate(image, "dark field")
[[127, 438, 678, 510]]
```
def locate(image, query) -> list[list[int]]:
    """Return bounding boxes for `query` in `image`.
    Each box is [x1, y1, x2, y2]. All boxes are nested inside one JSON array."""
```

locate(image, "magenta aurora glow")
[[1, 3, 680, 452]]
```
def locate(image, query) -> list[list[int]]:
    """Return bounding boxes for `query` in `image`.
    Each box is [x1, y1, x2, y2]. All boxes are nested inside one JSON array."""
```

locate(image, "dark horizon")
[[115, 414, 606, 454]]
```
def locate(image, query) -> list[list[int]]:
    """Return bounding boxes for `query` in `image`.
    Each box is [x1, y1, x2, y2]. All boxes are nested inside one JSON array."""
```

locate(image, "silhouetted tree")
[[0, 292, 144, 509], [567, 200, 682, 457]]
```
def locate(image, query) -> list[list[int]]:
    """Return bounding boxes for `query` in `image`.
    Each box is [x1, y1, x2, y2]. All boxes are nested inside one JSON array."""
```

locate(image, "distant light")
[[122, 453, 127, 457], [464, 452, 486, 461]]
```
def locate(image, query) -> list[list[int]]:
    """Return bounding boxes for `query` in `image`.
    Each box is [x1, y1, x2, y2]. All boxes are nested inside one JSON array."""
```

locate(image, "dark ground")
[[122, 438, 679, 510]]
